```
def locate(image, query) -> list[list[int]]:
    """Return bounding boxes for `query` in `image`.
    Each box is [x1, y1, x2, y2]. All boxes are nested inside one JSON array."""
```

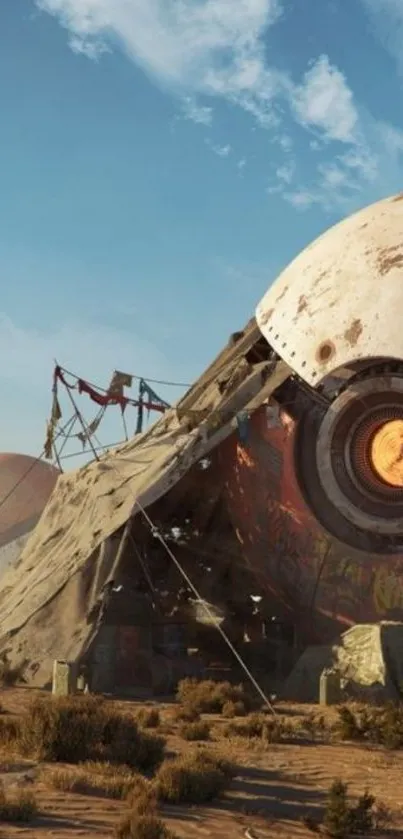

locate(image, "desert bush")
[[116, 780, 175, 839], [115, 813, 176, 839], [262, 717, 293, 743], [221, 699, 246, 718], [172, 704, 200, 723], [155, 750, 234, 805], [321, 779, 384, 838], [322, 780, 350, 838], [0, 782, 37, 823], [376, 703, 403, 749], [179, 720, 210, 742], [12, 695, 164, 771], [300, 713, 328, 742], [223, 712, 290, 743], [176, 678, 253, 715], [334, 707, 364, 742], [105, 716, 165, 773], [335, 703, 403, 749], [45, 761, 145, 799], [126, 780, 158, 814], [136, 709, 161, 730], [0, 716, 22, 745]]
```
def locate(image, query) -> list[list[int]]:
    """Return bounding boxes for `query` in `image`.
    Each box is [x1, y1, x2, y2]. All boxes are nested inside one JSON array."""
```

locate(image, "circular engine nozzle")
[[370, 419, 403, 488]]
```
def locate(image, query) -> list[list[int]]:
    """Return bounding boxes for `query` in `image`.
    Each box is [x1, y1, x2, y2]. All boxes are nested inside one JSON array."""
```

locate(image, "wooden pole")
[[55, 359, 100, 462]]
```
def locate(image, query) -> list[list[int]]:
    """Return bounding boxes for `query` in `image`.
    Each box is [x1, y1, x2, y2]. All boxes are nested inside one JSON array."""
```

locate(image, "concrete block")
[[319, 668, 341, 706], [52, 660, 77, 696]]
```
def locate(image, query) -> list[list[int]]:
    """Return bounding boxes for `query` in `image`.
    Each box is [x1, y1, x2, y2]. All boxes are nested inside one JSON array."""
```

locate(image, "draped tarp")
[[0, 318, 291, 684]]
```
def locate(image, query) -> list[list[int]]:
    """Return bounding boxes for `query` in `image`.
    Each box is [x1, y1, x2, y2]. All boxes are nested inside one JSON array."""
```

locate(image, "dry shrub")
[[155, 750, 234, 805], [0, 782, 37, 823], [45, 761, 145, 800], [179, 720, 210, 742], [221, 700, 246, 718], [115, 813, 176, 839], [176, 678, 253, 716], [223, 712, 291, 743], [321, 779, 385, 838], [334, 707, 364, 742], [336, 703, 403, 750], [116, 778, 175, 839], [2, 695, 164, 771], [136, 709, 160, 730], [0, 716, 22, 746], [301, 713, 328, 742], [172, 704, 200, 723], [127, 780, 158, 814]]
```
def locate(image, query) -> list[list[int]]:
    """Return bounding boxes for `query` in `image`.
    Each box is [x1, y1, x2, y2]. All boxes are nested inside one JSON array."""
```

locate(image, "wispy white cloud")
[[291, 55, 358, 143], [283, 119, 403, 213], [273, 52, 402, 212], [37, 1, 360, 144], [206, 140, 232, 157], [69, 33, 109, 60], [35, 1, 403, 213], [275, 160, 295, 184], [359, 0, 403, 72], [284, 190, 316, 211], [37, 0, 284, 114], [182, 97, 213, 126], [278, 134, 293, 152]]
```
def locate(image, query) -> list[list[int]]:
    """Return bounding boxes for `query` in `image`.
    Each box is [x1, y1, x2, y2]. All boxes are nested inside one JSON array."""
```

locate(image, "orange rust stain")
[[378, 247, 403, 275], [236, 443, 254, 469], [344, 318, 363, 347], [297, 294, 308, 315], [275, 284, 288, 304], [259, 307, 274, 326], [316, 341, 335, 364], [313, 269, 328, 288]]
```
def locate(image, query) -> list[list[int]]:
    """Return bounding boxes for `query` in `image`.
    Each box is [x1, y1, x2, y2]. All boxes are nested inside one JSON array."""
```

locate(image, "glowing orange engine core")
[[370, 420, 403, 487]]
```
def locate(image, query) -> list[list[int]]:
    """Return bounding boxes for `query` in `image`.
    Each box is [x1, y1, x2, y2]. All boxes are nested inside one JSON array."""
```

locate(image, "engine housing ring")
[[316, 376, 403, 535]]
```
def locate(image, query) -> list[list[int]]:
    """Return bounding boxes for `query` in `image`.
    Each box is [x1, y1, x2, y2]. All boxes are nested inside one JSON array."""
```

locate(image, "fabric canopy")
[[0, 318, 291, 683]]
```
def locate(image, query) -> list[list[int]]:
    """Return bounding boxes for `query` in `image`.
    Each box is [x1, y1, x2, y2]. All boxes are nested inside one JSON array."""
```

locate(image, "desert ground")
[[0, 687, 402, 838]]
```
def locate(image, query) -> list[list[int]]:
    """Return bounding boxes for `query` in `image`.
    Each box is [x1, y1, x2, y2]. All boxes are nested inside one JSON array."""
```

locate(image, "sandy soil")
[[0, 689, 402, 838]]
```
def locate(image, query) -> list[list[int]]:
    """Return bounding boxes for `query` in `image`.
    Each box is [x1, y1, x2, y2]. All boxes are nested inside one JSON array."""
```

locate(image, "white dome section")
[[256, 193, 403, 386], [0, 454, 59, 576]]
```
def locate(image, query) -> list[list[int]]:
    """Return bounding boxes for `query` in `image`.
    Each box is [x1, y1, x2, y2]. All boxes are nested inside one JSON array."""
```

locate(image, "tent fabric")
[[0, 319, 290, 681]]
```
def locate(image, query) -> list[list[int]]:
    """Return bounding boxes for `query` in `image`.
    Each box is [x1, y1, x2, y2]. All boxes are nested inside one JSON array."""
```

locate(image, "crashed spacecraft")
[[219, 192, 403, 642], [1, 192, 403, 686]]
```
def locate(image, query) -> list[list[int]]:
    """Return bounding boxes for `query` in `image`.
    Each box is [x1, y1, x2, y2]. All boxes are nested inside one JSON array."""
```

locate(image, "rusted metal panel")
[[91, 624, 117, 693], [115, 625, 153, 690], [153, 622, 186, 657], [219, 403, 403, 645], [255, 193, 403, 386]]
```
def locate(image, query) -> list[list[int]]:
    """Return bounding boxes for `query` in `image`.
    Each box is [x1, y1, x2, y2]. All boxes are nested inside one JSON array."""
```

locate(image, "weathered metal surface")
[[316, 376, 403, 535], [255, 193, 403, 386], [115, 625, 153, 690], [219, 403, 403, 645]]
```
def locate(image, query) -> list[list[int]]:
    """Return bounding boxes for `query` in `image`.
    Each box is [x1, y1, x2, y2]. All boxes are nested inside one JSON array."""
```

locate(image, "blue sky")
[[1, 0, 403, 461]]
